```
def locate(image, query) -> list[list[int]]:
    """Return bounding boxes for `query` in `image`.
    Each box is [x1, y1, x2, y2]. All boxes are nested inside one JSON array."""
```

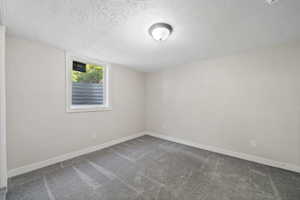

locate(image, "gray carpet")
[[5, 135, 300, 200], [0, 189, 6, 200]]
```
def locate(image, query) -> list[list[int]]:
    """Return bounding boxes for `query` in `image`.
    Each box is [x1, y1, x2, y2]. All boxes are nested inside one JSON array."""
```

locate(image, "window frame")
[[66, 53, 112, 113]]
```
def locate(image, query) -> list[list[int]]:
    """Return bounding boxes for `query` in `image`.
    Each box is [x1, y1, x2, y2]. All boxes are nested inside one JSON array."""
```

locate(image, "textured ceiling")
[[1, 0, 300, 71]]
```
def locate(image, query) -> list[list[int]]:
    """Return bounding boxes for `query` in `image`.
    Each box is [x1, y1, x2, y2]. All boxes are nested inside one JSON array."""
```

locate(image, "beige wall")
[[6, 36, 145, 170], [146, 42, 300, 168], [5, 35, 300, 172], [0, 26, 7, 188]]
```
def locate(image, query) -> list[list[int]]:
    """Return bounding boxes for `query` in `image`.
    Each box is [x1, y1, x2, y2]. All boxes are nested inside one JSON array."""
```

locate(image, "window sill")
[[66, 105, 112, 113]]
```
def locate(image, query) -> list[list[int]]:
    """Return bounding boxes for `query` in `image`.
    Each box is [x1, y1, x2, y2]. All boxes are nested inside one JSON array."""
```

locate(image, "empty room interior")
[[0, 0, 300, 199]]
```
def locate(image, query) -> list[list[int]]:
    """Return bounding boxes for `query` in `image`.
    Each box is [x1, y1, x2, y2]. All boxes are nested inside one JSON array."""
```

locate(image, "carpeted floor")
[[0, 189, 6, 200], [5, 135, 300, 200]]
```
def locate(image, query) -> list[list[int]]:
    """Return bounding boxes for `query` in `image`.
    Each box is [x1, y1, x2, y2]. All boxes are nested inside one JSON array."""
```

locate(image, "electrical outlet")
[[250, 140, 257, 147], [92, 133, 97, 139], [162, 123, 168, 130]]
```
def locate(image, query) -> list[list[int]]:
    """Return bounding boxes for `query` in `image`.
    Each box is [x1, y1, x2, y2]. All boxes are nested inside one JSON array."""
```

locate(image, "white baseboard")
[[8, 131, 300, 178], [8, 132, 146, 178], [146, 131, 300, 174]]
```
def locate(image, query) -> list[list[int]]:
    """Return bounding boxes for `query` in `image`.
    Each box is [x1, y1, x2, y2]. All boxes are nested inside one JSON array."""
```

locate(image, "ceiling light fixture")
[[149, 23, 173, 41], [266, 0, 278, 5]]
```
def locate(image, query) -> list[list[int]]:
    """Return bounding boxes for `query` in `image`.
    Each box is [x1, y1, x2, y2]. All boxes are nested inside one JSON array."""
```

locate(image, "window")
[[66, 54, 111, 112]]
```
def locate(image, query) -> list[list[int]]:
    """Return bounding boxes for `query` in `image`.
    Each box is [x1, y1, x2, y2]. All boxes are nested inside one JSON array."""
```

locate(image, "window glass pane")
[[72, 62, 104, 105]]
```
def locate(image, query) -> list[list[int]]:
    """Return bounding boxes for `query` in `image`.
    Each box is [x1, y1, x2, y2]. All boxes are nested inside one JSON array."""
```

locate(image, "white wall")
[[5, 35, 300, 174], [0, 25, 7, 188], [6, 36, 145, 170], [146, 42, 300, 169]]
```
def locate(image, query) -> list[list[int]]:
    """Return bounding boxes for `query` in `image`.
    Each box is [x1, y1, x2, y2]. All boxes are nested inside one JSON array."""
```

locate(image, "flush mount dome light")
[[149, 23, 173, 41]]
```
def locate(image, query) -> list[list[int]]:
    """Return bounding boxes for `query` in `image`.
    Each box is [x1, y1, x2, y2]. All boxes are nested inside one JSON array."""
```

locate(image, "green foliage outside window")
[[72, 64, 104, 84]]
